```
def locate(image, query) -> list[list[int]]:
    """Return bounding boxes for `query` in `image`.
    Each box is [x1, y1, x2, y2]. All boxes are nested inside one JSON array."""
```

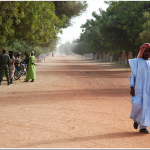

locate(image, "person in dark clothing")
[[23, 51, 30, 81], [24, 51, 30, 71], [0, 49, 10, 85]]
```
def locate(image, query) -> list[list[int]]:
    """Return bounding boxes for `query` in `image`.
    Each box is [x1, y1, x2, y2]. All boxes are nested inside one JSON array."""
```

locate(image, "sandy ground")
[[0, 54, 150, 148]]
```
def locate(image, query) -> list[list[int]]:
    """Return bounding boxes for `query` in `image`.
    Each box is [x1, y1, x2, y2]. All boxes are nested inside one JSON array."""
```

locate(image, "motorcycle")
[[14, 61, 27, 80]]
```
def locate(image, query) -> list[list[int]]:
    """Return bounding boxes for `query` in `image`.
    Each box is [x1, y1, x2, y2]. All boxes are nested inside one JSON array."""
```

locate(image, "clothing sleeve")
[[130, 72, 135, 87], [128, 58, 138, 78], [8, 55, 10, 65], [12, 56, 15, 63], [128, 58, 139, 87], [31, 56, 36, 64]]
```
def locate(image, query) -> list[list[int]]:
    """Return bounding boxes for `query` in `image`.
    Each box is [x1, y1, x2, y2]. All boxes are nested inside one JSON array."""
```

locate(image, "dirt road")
[[0, 55, 150, 148]]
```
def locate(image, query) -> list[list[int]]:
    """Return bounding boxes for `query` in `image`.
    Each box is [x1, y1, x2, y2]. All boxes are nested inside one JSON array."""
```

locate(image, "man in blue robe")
[[129, 43, 150, 133]]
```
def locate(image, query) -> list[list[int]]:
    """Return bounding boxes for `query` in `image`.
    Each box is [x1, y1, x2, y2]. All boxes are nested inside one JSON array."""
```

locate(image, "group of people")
[[0, 48, 36, 85]]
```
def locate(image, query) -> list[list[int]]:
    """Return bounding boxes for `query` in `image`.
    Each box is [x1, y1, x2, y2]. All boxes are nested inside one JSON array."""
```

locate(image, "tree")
[[0, 1, 22, 45], [12, 1, 65, 46], [53, 1, 88, 28], [58, 41, 77, 55], [0, 1, 66, 47], [0, 1, 88, 55], [139, 12, 150, 43], [74, 1, 150, 62], [73, 42, 90, 55]]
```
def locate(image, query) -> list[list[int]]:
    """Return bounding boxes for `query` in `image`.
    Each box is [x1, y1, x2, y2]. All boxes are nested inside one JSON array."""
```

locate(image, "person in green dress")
[[24, 51, 36, 82]]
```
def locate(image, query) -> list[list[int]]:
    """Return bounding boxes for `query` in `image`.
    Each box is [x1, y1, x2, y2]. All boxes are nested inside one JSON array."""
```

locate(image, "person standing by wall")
[[129, 43, 150, 133], [8, 51, 15, 84], [0, 48, 10, 85]]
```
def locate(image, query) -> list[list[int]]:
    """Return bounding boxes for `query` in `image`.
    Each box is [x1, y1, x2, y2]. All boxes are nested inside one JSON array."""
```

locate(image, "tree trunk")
[[95, 53, 97, 60], [101, 52, 103, 60], [132, 51, 135, 58], [118, 51, 122, 64], [110, 52, 112, 63], [135, 51, 138, 58], [125, 51, 128, 65], [114, 53, 117, 61], [99, 53, 101, 61], [106, 52, 108, 62], [93, 53, 96, 59], [103, 52, 106, 61]]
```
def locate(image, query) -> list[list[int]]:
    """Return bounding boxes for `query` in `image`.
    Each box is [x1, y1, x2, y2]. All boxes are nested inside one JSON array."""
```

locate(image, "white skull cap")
[[31, 51, 34, 55]]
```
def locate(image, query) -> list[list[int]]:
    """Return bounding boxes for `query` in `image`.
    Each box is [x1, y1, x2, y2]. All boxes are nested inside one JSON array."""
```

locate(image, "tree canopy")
[[53, 1, 88, 28], [0, 1, 88, 54], [73, 1, 150, 56]]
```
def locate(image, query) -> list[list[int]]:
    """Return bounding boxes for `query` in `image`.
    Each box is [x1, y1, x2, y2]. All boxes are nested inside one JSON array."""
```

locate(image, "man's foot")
[[8, 82, 10, 85], [133, 122, 138, 129], [30, 80, 34, 82], [139, 128, 149, 133], [23, 80, 28, 82]]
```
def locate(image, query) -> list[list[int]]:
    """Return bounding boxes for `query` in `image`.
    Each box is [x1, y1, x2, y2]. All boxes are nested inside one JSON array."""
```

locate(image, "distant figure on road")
[[0, 48, 10, 85], [43, 53, 45, 62], [52, 53, 54, 57], [129, 43, 150, 134], [24, 51, 36, 82]]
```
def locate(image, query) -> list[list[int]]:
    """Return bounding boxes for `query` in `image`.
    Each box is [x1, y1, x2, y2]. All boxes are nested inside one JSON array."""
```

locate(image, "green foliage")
[[0, 1, 66, 46], [139, 12, 150, 43], [13, 1, 65, 46], [72, 42, 90, 55], [0, 1, 87, 56], [3, 40, 55, 57], [73, 1, 150, 55], [53, 1, 88, 28]]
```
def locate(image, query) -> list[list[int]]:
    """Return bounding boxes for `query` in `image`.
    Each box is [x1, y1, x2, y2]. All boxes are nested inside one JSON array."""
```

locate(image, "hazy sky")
[[57, 1, 109, 47]]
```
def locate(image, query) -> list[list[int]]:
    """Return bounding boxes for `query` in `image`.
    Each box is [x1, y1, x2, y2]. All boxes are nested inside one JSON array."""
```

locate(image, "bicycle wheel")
[[14, 70, 21, 80]]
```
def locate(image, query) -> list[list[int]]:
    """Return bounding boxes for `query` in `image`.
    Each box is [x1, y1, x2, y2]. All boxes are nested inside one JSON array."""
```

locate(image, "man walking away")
[[129, 43, 150, 134], [0, 49, 10, 85]]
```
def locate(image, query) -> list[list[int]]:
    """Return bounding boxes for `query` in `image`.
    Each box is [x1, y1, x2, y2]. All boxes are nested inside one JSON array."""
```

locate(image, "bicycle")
[[14, 61, 27, 80]]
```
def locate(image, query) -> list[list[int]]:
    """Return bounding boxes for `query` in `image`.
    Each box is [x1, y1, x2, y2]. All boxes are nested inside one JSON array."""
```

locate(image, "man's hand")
[[130, 87, 135, 96]]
